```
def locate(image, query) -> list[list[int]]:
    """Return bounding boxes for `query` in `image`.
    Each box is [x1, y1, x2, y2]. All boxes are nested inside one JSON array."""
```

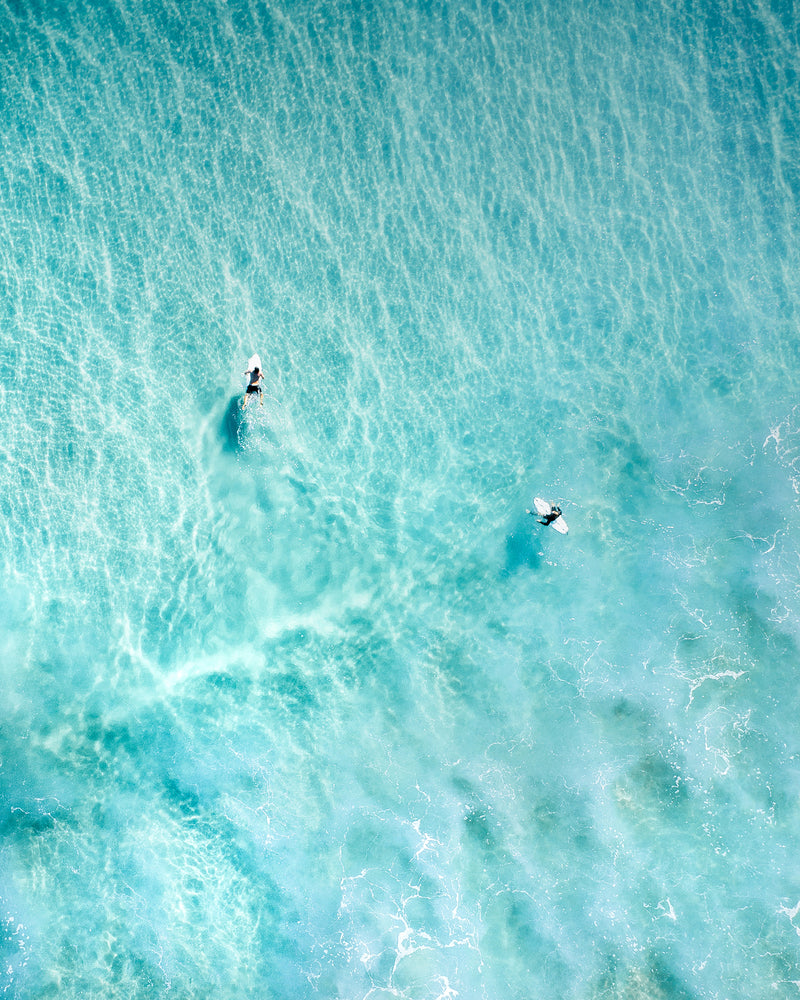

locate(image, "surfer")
[[242, 366, 264, 408], [528, 504, 562, 526]]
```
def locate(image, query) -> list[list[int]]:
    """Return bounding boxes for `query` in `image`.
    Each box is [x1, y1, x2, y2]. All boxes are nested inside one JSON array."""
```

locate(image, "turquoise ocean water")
[[1, 0, 799, 996]]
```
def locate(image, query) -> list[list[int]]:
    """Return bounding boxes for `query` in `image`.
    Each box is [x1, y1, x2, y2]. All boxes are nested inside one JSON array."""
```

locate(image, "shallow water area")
[[1, 0, 800, 997]]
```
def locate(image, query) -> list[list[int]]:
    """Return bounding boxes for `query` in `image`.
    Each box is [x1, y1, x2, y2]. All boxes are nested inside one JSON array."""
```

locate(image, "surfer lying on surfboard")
[[534, 505, 562, 526], [242, 365, 264, 408], [527, 498, 568, 533]]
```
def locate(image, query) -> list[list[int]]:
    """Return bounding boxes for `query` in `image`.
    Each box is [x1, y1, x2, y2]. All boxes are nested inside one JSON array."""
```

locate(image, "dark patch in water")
[[504, 519, 542, 574], [163, 778, 202, 818], [100, 723, 139, 756], [635, 753, 689, 807], [648, 953, 696, 1000], [464, 806, 495, 848], [594, 952, 697, 1000], [271, 671, 317, 713], [221, 395, 244, 452]]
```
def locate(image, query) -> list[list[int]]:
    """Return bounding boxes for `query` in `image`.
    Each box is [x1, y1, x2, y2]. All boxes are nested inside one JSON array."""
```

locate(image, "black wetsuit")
[[539, 507, 561, 525]]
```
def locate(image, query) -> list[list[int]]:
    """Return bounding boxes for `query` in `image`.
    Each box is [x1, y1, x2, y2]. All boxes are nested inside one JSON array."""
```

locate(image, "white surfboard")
[[533, 497, 568, 534], [243, 353, 262, 389]]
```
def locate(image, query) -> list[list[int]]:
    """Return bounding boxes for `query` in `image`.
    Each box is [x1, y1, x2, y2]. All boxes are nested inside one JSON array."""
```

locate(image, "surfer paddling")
[[242, 365, 264, 408], [530, 504, 562, 526], [526, 498, 567, 533]]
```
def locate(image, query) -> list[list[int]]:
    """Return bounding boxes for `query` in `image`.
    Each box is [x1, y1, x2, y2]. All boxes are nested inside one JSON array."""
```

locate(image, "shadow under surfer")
[[242, 366, 264, 408], [527, 504, 562, 526], [222, 395, 244, 452]]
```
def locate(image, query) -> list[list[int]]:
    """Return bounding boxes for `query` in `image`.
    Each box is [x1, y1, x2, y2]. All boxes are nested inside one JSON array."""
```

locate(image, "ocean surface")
[[1, 0, 799, 997]]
